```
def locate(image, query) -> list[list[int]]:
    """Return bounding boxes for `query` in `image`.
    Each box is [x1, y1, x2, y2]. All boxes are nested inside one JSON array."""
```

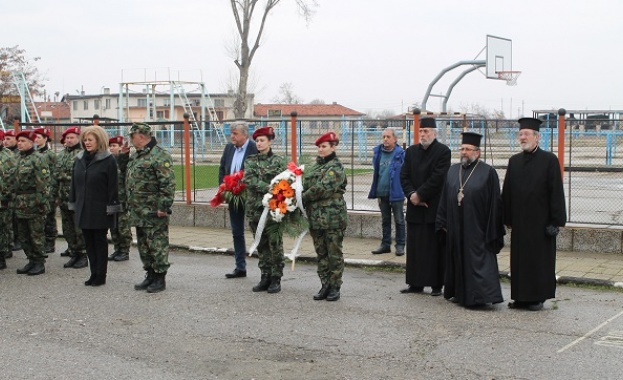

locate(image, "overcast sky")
[[4, 0, 622, 118]]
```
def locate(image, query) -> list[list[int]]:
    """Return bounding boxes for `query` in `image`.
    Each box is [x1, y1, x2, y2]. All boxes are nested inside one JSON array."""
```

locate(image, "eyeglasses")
[[459, 147, 479, 152]]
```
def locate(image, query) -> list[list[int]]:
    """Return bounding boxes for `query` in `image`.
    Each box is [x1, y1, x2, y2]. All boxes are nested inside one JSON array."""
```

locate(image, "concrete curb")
[[172, 243, 623, 289]]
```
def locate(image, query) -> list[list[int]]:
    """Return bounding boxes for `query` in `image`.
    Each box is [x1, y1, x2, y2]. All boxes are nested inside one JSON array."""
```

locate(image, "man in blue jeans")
[[219, 121, 258, 278], [368, 127, 406, 256]]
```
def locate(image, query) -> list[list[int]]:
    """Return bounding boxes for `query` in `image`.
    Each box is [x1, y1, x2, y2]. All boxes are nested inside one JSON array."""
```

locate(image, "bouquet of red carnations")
[[210, 170, 246, 209]]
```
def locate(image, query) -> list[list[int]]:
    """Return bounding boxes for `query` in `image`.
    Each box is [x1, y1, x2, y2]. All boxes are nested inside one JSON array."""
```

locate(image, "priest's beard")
[[461, 156, 477, 167]]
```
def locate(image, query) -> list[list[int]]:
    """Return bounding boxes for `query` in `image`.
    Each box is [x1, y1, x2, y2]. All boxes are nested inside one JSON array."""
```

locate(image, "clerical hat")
[[461, 131, 482, 147], [518, 117, 542, 131], [420, 117, 436, 129]]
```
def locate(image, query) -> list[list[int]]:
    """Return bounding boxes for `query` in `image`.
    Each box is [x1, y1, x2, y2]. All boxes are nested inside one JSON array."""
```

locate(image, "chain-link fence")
[[12, 116, 623, 226]]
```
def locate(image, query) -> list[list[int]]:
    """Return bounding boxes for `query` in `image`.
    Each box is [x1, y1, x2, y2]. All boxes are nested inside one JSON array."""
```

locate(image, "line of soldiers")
[[0, 126, 132, 275]]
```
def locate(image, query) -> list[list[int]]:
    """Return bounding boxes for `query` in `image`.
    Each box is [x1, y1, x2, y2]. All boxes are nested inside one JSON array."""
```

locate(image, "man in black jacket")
[[219, 121, 258, 278]]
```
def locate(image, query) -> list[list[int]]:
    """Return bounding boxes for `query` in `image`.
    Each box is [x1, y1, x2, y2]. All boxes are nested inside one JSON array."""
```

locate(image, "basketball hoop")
[[497, 71, 521, 86]]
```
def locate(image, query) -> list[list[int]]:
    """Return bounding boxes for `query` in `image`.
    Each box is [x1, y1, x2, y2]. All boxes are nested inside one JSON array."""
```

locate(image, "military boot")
[[146, 272, 166, 293], [0, 255, 6, 270], [113, 252, 129, 262], [72, 254, 89, 269], [60, 248, 71, 257], [325, 287, 341, 301], [313, 285, 330, 300], [16, 261, 35, 274], [252, 274, 271, 292], [267, 277, 281, 294], [45, 241, 55, 254], [134, 269, 155, 290], [108, 251, 120, 261], [5, 251, 13, 259], [63, 255, 79, 268], [12, 241, 22, 251], [27, 262, 46, 276]]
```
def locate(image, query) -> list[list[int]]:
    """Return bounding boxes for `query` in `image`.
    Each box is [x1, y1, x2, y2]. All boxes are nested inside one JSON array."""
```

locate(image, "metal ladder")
[[204, 93, 226, 145], [12, 71, 40, 123]]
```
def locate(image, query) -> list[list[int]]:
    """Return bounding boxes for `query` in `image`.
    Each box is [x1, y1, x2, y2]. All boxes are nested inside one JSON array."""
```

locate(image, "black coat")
[[218, 139, 258, 183], [69, 151, 121, 230], [400, 139, 451, 224], [502, 147, 567, 302]]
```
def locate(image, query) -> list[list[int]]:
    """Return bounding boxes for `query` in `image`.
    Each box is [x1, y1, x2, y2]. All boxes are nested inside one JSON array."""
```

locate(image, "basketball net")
[[497, 71, 521, 86]]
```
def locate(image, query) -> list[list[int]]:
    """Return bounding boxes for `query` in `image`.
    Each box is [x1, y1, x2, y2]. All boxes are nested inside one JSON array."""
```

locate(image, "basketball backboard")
[[486, 35, 512, 80]]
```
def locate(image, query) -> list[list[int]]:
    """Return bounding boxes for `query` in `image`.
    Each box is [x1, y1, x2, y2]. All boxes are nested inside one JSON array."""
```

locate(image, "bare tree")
[[272, 82, 302, 104], [308, 98, 325, 104], [0, 46, 44, 116], [229, 0, 317, 118]]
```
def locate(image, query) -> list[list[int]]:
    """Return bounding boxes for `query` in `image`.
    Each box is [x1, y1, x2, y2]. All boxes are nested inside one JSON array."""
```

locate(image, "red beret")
[[60, 127, 81, 144], [17, 130, 38, 142], [315, 131, 339, 146], [252, 126, 274, 140], [0, 130, 4, 140], [34, 127, 51, 138], [109, 135, 124, 145], [4, 130, 16, 137]]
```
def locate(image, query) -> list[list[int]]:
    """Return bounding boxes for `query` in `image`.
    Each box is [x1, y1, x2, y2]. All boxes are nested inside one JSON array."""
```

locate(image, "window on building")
[[105, 98, 111, 110], [163, 98, 171, 107], [94, 100, 100, 109], [73, 101, 78, 111], [138, 99, 147, 107], [214, 99, 225, 107], [83, 100, 88, 110], [156, 111, 165, 119], [192, 99, 201, 107]]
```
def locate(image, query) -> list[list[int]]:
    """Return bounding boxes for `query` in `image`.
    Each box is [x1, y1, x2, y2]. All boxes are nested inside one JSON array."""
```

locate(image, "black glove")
[[545, 225, 559, 237]]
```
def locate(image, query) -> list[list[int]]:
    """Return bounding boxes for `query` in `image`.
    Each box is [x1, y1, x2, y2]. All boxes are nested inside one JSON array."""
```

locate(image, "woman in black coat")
[[69, 126, 121, 286]]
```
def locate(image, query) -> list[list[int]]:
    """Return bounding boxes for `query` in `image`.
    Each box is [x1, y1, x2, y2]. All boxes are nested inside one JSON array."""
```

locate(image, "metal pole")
[[290, 111, 298, 164], [412, 109, 421, 145], [183, 114, 192, 205], [557, 108, 566, 178]]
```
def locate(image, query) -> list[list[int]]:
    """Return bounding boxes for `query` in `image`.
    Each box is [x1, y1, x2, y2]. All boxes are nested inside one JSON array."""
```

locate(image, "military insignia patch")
[[328, 170, 335, 176], [42, 169, 47, 174], [164, 162, 170, 168]]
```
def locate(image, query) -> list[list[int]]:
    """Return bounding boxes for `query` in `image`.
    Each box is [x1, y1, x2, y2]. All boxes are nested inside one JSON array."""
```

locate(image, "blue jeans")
[[229, 205, 246, 271], [378, 197, 405, 249]]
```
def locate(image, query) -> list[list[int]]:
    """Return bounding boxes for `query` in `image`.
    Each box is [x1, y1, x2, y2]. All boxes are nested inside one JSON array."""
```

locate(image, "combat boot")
[[60, 248, 71, 257], [108, 251, 120, 261], [113, 252, 129, 262], [5, 251, 13, 259], [146, 272, 166, 293], [27, 262, 45, 276], [16, 261, 35, 274], [313, 285, 330, 300], [72, 255, 89, 269], [63, 255, 79, 268], [0, 255, 6, 270], [252, 274, 271, 292], [325, 287, 341, 301], [267, 277, 281, 294], [12, 241, 22, 251], [45, 242, 55, 254], [134, 269, 155, 290]]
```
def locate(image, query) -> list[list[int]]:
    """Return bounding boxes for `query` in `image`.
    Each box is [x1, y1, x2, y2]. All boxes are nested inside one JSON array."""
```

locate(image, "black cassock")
[[436, 161, 504, 306], [502, 148, 566, 302]]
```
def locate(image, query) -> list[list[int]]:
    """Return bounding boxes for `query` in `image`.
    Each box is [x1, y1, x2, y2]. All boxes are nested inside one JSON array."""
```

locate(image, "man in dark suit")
[[219, 121, 258, 278], [399, 117, 451, 296]]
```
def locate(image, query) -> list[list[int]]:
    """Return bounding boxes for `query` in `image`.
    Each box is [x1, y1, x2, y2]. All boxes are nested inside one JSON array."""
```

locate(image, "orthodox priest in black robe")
[[436, 132, 504, 307], [502, 117, 567, 311], [399, 117, 451, 295]]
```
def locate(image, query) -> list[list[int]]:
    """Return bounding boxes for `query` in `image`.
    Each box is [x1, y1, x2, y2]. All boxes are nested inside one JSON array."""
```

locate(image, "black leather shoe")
[[325, 288, 341, 301], [113, 252, 129, 261], [508, 301, 529, 309], [527, 302, 544, 311], [60, 249, 71, 257], [16, 262, 35, 274], [395, 247, 405, 256], [225, 269, 247, 278], [12, 242, 22, 251], [267, 277, 281, 294], [313, 285, 330, 300], [430, 287, 442, 296], [371, 246, 391, 254], [27, 262, 45, 276], [85, 274, 96, 286], [91, 274, 107, 287], [400, 285, 423, 294]]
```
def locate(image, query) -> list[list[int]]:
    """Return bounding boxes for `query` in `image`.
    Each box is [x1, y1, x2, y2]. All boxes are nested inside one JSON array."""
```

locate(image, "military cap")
[[420, 117, 437, 129], [129, 122, 152, 136], [461, 131, 482, 147], [60, 126, 81, 144], [518, 117, 542, 131], [109, 135, 124, 145], [4, 130, 16, 137], [34, 127, 51, 139], [252, 126, 275, 140], [17, 130, 38, 142], [315, 131, 339, 146]]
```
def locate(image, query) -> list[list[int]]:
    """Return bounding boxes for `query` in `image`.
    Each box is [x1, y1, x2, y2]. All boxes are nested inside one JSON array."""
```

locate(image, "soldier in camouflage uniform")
[[243, 126, 286, 294], [0, 130, 17, 269], [3, 129, 21, 254], [34, 127, 58, 254], [56, 127, 88, 268], [13, 130, 50, 276], [118, 123, 175, 293], [302, 131, 348, 302], [108, 135, 132, 262]]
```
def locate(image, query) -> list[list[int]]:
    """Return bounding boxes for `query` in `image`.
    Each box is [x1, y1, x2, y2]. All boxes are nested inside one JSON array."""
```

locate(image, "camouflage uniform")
[[56, 142, 86, 257], [7, 145, 20, 252], [303, 152, 348, 293], [109, 153, 132, 257], [118, 128, 175, 276], [244, 150, 286, 280], [14, 147, 50, 266], [0, 146, 17, 268], [37, 145, 58, 253]]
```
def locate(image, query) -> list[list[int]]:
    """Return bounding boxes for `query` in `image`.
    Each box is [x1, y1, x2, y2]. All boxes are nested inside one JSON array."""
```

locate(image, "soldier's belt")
[[15, 190, 36, 195]]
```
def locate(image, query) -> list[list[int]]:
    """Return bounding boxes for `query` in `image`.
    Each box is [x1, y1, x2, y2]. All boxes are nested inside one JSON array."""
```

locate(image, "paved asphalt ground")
[[1, 235, 623, 380]]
